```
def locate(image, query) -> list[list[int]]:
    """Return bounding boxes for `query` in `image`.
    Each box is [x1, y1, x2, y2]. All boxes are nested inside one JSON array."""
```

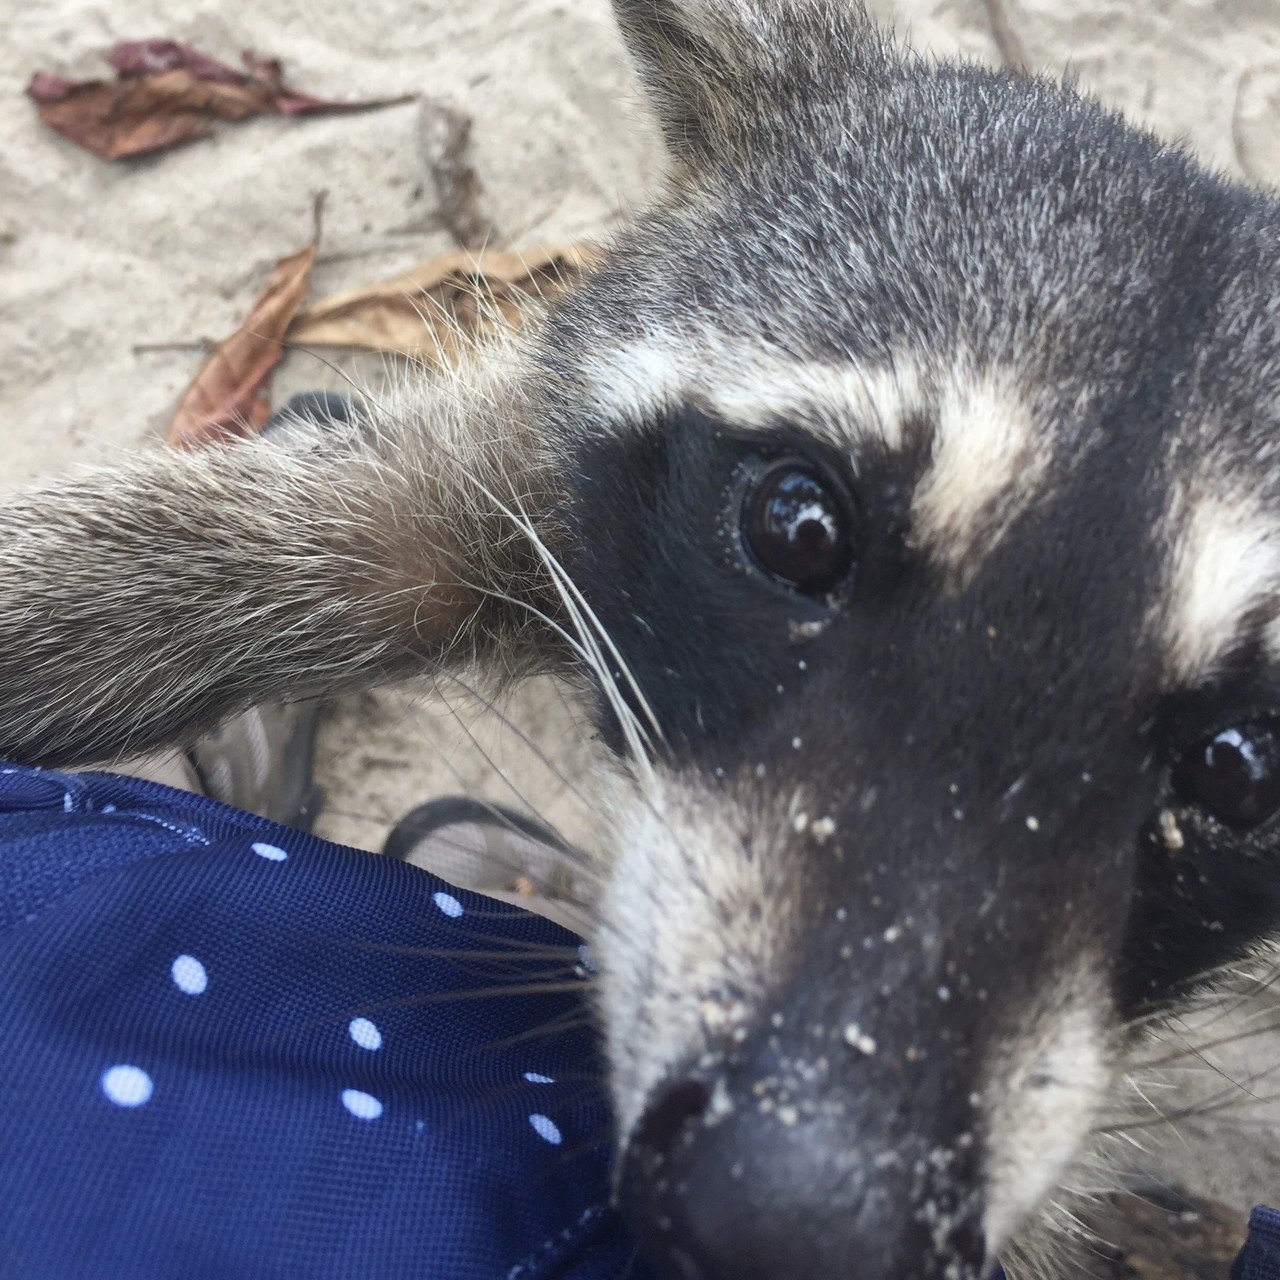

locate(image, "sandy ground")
[[2, 0, 665, 858], [5, 0, 1280, 1239]]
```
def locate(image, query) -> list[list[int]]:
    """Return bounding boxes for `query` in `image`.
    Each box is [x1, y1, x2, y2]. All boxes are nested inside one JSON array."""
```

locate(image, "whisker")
[[480, 1009, 597, 1051]]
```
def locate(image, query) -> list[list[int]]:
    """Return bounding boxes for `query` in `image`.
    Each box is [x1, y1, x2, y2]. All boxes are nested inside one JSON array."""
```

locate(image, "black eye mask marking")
[[1172, 720, 1280, 830]]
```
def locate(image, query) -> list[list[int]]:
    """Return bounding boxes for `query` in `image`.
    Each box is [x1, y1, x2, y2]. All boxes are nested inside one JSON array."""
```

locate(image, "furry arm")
[[0, 404, 548, 768]]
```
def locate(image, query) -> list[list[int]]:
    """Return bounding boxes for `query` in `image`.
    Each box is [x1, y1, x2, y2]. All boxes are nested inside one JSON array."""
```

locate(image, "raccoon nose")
[[619, 1067, 990, 1280]]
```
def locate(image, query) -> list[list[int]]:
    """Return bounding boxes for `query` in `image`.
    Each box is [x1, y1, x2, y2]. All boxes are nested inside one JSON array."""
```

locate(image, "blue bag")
[[0, 765, 647, 1280]]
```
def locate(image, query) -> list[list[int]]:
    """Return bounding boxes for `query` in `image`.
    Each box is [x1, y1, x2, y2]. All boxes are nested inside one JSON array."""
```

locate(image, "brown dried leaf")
[[286, 243, 603, 361], [27, 40, 413, 161], [27, 70, 244, 159], [166, 229, 320, 448]]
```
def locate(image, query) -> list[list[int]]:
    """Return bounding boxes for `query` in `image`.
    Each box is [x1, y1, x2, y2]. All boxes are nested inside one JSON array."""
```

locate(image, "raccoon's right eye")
[[741, 460, 854, 596], [1172, 723, 1280, 830]]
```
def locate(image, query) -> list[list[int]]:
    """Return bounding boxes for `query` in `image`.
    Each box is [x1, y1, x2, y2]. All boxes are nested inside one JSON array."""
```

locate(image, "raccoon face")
[[527, 2, 1280, 1276]]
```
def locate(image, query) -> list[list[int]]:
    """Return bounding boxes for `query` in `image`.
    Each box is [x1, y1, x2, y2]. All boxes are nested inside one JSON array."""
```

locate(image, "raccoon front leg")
[[0, 375, 556, 769]]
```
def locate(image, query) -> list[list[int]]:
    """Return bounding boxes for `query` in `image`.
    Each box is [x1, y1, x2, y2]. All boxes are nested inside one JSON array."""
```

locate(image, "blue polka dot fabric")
[[0, 763, 1274, 1280], [0, 764, 649, 1280]]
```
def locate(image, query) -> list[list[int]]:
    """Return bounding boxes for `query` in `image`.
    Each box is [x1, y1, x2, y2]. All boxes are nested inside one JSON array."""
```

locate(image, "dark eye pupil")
[[1173, 724, 1280, 829], [743, 463, 852, 594]]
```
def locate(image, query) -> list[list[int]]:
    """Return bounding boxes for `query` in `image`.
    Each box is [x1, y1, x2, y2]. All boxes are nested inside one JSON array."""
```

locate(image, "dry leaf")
[[420, 101, 494, 249], [27, 70, 241, 158], [106, 39, 254, 84], [166, 216, 322, 448], [287, 243, 603, 361], [27, 40, 413, 161]]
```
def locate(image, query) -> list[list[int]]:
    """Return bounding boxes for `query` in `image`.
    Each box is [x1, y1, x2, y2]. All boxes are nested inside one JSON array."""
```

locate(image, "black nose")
[[618, 1061, 989, 1280]]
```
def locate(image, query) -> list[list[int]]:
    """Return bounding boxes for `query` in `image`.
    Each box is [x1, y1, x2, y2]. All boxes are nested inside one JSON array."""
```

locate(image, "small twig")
[[310, 188, 328, 244], [981, 0, 1030, 74]]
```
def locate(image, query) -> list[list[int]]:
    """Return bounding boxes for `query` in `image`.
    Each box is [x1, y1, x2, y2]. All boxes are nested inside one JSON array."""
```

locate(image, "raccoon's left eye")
[[741, 460, 854, 595], [1172, 723, 1280, 830]]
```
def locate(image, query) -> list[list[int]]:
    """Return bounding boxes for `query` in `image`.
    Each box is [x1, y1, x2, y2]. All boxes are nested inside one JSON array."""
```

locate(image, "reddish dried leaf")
[[28, 70, 264, 159], [26, 72, 80, 98], [166, 236, 319, 449], [26, 41, 414, 160], [286, 244, 603, 361], [107, 39, 246, 84]]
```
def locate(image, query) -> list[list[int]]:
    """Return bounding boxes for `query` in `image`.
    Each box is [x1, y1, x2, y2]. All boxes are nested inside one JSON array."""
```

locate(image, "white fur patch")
[[705, 356, 924, 450], [576, 334, 925, 452], [1163, 492, 1280, 683], [593, 766, 801, 1139], [577, 337, 686, 424], [983, 978, 1112, 1256], [911, 372, 1041, 577]]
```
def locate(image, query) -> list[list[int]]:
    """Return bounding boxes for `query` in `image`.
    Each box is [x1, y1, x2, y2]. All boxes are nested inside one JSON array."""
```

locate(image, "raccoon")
[[3, 1, 1280, 1276]]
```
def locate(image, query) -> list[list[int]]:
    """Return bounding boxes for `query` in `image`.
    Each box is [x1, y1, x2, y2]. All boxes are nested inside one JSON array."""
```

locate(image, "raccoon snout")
[[617, 1048, 990, 1280]]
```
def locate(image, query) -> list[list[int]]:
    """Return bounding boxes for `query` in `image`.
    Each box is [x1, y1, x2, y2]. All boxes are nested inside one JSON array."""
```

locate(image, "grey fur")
[[0, 350, 559, 766]]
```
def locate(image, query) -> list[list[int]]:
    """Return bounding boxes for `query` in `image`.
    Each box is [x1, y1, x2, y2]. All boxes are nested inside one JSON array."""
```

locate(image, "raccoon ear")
[[611, 0, 747, 154], [612, 0, 875, 160]]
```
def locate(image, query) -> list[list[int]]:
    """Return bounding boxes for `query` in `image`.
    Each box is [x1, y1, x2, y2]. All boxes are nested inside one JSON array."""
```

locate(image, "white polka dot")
[[523, 1071, 555, 1084], [341, 1088, 383, 1121], [171, 954, 207, 995], [529, 1113, 562, 1144], [433, 891, 463, 918], [251, 841, 288, 861], [348, 1017, 382, 1051], [101, 1064, 153, 1108]]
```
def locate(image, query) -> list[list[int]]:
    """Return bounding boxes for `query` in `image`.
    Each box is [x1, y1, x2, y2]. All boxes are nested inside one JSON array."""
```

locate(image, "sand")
[[4, 0, 1280, 1232], [1, 0, 667, 857]]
